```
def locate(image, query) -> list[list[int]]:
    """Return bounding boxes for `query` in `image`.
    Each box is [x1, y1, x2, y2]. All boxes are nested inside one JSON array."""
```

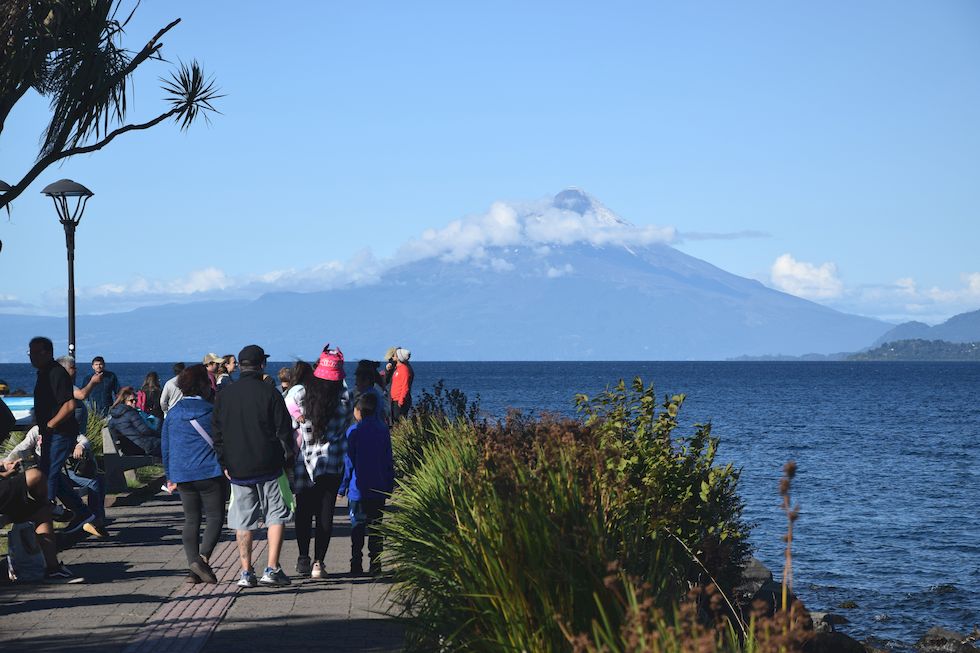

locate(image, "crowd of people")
[[0, 338, 415, 584]]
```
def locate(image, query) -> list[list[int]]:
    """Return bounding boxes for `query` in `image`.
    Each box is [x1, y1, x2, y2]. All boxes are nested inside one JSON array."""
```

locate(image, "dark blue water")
[[2, 361, 978, 648]]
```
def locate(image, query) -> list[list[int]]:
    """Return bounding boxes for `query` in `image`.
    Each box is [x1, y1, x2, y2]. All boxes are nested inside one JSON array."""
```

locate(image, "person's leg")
[[178, 481, 204, 566], [23, 469, 58, 571], [314, 474, 342, 563], [66, 469, 106, 522], [227, 484, 260, 573], [293, 487, 315, 559], [367, 499, 386, 568], [48, 434, 85, 513], [198, 477, 226, 561], [349, 499, 366, 571], [236, 529, 253, 572], [267, 523, 284, 570], [257, 478, 290, 573]]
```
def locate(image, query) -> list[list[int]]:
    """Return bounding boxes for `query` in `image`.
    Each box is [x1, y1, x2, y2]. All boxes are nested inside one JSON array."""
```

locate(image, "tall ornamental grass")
[[384, 378, 753, 652]]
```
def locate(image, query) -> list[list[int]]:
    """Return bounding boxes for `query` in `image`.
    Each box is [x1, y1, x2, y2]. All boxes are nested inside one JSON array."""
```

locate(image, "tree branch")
[[44, 17, 182, 157], [0, 105, 182, 210]]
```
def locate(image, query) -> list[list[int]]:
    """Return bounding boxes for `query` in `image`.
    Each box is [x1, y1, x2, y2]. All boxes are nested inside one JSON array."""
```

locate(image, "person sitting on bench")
[[0, 460, 79, 581], [108, 387, 161, 456]]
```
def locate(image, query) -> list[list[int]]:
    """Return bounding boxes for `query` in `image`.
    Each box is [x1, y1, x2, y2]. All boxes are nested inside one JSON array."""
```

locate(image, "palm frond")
[[161, 60, 223, 130]]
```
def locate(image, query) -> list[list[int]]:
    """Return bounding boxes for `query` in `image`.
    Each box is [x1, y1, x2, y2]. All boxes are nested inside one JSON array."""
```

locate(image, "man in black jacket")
[[212, 344, 294, 588]]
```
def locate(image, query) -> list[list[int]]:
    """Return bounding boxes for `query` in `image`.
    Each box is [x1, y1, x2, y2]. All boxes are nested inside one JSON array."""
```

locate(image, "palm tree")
[[0, 0, 221, 211]]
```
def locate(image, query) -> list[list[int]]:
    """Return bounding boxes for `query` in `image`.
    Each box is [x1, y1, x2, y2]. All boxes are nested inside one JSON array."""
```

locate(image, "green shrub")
[[566, 574, 813, 653], [577, 378, 749, 599], [84, 403, 107, 452], [382, 377, 751, 652]]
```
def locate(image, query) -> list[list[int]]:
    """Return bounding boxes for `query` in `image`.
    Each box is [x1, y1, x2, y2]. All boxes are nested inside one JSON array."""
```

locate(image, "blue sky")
[[1, 1, 978, 324]]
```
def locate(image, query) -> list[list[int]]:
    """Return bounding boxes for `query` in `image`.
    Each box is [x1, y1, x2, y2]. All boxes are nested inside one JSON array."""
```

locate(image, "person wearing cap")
[[284, 346, 352, 578], [202, 353, 223, 397], [212, 344, 294, 588], [390, 348, 415, 422]]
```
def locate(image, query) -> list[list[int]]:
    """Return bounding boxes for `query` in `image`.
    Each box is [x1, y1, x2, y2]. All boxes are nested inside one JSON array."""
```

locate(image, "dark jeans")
[[391, 397, 411, 422], [66, 468, 106, 522], [177, 476, 226, 566], [349, 498, 385, 565], [295, 473, 342, 562], [120, 434, 161, 457], [47, 433, 88, 516]]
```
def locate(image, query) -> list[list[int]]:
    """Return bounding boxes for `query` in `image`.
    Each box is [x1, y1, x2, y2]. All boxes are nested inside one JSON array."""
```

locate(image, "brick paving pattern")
[[0, 490, 403, 653]]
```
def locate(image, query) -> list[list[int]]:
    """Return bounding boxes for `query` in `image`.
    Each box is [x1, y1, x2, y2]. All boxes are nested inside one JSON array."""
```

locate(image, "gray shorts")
[[227, 478, 292, 531]]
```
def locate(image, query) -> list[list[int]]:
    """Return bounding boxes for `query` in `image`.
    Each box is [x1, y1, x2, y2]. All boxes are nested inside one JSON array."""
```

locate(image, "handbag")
[[68, 453, 100, 479], [7, 522, 46, 582]]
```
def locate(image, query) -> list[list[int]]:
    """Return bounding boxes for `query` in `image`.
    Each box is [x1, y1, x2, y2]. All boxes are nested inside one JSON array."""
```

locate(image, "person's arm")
[[109, 373, 120, 404], [272, 392, 294, 467], [211, 394, 225, 468], [0, 399, 14, 440], [161, 410, 171, 479], [73, 433, 90, 459], [4, 427, 40, 463], [75, 371, 102, 400], [126, 409, 157, 437], [384, 428, 395, 493], [338, 426, 356, 496], [47, 397, 76, 433]]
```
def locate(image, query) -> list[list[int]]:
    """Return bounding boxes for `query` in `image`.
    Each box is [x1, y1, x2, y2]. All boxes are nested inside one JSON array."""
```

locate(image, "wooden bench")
[[101, 426, 162, 493]]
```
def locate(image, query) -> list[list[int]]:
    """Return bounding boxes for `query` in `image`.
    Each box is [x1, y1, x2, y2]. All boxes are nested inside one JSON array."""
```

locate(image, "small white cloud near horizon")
[[546, 263, 574, 278], [770, 253, 844, 300]]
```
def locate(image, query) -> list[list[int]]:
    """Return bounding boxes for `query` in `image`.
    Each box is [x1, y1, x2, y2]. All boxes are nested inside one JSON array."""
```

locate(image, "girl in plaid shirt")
[[284, 348, 353, 578]]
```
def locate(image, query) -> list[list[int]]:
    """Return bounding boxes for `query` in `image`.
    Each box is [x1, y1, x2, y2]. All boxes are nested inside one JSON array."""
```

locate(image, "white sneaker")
[[311, 561, 324, 579]]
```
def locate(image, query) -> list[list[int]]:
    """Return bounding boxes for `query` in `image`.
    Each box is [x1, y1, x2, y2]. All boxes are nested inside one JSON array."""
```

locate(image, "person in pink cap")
[[283, 345, 353, 578]]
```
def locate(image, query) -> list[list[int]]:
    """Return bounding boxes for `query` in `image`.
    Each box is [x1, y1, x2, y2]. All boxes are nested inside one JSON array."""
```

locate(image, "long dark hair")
[[142, 371, 161, 392], [305, 378, 344, 442], [293, 358, 344, 442]]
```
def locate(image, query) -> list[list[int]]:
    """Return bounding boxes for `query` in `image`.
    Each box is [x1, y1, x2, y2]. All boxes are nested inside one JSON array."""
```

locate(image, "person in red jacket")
[[389, 348, 414, 421]]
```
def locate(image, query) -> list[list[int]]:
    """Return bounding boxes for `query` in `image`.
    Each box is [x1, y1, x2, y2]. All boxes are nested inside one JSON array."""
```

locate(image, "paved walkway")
[[0, 487, 403, 653]]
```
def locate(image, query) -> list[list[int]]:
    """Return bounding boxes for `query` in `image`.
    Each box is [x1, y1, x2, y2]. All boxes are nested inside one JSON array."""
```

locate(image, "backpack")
[[7, 522, 46, 582], [136, 390, 148, 412]]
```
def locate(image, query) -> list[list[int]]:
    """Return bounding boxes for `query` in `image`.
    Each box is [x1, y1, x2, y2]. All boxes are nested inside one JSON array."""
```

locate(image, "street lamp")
[[41, 179, 94, 359]]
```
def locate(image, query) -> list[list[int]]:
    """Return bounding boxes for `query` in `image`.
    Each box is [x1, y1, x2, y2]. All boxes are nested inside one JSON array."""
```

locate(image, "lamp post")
[[41, 179, 94, 359]]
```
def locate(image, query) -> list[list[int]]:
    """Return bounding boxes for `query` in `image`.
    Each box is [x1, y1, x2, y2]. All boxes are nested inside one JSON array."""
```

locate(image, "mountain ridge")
[[0, 189, 892, 362]]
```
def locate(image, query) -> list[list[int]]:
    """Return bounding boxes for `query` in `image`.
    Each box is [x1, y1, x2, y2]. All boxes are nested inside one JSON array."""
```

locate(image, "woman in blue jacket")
[[108, 387, 161, 455], [161, 364, 225, 584]]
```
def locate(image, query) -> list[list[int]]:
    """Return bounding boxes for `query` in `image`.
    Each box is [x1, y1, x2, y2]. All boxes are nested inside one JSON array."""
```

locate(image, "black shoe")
[[62, 511, 95, 534], [369, 562, 382, 576], [350, 560, 364, 576], [52, 506, 75, 523], [190, 558, 218, 584]]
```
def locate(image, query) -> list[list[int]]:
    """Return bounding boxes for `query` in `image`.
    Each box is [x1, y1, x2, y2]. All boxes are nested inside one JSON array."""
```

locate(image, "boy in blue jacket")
[[338, 392, 394, 576]]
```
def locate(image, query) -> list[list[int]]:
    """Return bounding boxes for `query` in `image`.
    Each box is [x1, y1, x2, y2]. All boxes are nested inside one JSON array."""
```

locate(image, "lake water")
[[2, 360, 977, 649]]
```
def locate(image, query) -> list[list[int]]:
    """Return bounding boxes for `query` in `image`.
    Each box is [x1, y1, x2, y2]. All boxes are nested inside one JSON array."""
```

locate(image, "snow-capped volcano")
[[551, 188, 629, 226], [0, 189, 890, 360]]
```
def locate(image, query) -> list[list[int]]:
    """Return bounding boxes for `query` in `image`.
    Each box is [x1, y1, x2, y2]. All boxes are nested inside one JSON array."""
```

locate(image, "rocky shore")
[[736, 558, 979, 653]]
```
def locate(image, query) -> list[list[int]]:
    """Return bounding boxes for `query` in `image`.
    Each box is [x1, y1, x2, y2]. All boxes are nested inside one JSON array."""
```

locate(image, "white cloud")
[[814, 272, 980, 324], [396, 198, 674, 265], [546, 264, 574, 278], [490, 258, 515, 272], [770, 253, 844, 300]]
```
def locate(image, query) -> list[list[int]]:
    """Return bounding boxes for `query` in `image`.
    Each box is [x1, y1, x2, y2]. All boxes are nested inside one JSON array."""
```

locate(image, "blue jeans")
[[66, 468, 106, 522], [47, 433, 89, 516]]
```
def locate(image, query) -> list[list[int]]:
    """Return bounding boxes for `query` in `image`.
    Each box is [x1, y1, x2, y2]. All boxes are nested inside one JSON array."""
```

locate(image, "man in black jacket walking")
[[213, 344, 294, 587]]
